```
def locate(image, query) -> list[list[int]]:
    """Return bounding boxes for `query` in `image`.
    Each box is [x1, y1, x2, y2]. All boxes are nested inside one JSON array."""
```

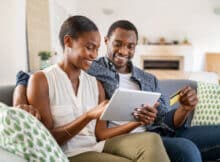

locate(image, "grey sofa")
[[0, 80, 218, 162]]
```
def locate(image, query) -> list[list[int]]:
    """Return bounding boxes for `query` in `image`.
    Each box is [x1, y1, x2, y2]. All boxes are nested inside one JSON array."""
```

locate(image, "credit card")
[[170, 90, 181, 106]]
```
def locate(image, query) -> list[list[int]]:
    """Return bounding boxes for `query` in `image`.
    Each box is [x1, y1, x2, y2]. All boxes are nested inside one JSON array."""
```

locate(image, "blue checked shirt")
[[87, 57, 177, 135]]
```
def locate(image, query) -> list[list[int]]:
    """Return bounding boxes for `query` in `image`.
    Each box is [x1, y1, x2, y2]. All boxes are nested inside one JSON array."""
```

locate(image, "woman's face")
[[65, 31, 101, 71]]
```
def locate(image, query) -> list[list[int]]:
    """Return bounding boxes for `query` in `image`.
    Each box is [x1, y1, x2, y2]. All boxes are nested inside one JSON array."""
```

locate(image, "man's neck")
[[116, 65, 131, 74]]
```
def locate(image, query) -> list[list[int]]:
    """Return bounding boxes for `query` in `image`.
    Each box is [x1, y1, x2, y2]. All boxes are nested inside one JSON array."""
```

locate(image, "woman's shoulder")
[[31, 71, 46, 82], [42, 64, 59, 73], [29, 71, 48, 89], [82, 70, 97, 81]]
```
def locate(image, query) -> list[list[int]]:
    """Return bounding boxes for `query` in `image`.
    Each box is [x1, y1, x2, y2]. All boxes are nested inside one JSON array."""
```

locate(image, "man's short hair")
[[107, 20, 138, 40]]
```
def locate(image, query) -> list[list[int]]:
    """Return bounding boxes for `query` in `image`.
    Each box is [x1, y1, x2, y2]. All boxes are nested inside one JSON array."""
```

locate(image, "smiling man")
[[86, 20, 220, 162]]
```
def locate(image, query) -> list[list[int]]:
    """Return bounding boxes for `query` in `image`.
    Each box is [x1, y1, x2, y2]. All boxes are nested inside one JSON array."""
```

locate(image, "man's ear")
[[63, 35, 73, 48], [104, 36, 109, 45]]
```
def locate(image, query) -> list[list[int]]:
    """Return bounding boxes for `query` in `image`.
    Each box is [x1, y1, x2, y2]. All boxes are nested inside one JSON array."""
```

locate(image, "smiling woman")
[[24, 15, 170, 162]]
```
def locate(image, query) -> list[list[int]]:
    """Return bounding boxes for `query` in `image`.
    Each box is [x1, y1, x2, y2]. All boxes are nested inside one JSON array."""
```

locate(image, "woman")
[[27, 15, 169, 162]]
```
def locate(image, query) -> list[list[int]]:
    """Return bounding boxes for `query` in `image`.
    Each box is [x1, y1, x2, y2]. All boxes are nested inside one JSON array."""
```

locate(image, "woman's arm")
[[95, 81, 142, 141], [27, 72, 106, 145]]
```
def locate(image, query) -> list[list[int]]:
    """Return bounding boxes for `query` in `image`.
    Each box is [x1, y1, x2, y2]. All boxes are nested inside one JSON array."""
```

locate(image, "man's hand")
[[16, 104, 41, 120], [179, 86, 198, 112], [132, 102, 159, 125]]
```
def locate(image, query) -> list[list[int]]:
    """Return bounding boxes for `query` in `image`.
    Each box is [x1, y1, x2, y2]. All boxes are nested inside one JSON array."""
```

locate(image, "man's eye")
[[113, 43, 121, 47], [128, 45, 135, 50], [86, 46, 94, 50]]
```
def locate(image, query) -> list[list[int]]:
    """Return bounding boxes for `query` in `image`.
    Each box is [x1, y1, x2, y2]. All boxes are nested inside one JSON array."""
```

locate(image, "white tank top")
[[43, 64, 105, 157]]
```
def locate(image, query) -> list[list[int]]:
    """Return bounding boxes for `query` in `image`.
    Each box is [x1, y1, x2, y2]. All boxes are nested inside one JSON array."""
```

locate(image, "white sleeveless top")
[[43, 64, 105, 157]]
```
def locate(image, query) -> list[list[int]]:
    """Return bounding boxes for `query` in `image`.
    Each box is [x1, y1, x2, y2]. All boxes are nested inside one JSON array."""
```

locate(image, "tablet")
[[100, 88, 161, 121]]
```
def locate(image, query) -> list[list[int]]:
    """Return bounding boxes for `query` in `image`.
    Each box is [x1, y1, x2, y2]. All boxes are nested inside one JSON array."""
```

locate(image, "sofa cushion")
[[0, 103, 68, 162], [191, 82, 220, 126]]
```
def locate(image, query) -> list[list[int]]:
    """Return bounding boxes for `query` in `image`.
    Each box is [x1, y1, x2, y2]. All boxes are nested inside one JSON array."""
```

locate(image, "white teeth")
[[86, 60, 92, 65], [116, 55, 128, 60]]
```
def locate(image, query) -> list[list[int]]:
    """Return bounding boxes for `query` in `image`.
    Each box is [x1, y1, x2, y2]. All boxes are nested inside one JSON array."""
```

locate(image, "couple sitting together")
[[14, 15, 220, 162]]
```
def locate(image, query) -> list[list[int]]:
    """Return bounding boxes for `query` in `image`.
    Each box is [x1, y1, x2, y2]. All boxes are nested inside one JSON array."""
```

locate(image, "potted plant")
[[38, 51, 52, 69]]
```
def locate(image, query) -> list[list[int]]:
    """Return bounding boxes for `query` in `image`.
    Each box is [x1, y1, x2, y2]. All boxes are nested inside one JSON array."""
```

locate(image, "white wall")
[[59, 0, 220, 71], [0, 0, 219, 86], [49, 0, 77, 58], [0, 0, 27, 85]]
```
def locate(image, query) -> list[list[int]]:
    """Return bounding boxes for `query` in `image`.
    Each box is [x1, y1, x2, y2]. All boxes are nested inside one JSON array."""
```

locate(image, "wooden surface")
[[206, 53, 220, 75], [145, 70, 219, 84], [146, 70, 190, 79]]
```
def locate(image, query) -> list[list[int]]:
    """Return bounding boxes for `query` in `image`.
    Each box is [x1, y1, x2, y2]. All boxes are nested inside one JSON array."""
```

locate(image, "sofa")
[[0, 80, 218, 162]]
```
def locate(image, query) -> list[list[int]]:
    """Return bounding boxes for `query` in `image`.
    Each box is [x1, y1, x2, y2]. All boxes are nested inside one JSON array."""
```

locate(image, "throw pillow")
[[0, 102, 69, 162], [191, 82, 220, 126]]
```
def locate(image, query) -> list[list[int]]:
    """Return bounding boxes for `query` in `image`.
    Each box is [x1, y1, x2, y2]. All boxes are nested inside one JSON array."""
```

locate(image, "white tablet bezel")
[[100, 88, 161, 121]]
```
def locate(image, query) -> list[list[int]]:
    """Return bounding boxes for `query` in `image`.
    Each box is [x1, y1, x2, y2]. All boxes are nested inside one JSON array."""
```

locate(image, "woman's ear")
[[104, 36, 109, 45], [63, 35, 73, 48]]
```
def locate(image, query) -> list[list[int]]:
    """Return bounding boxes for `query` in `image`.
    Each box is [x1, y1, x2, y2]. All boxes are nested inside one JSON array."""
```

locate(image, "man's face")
[[105, 28, 137, 73]]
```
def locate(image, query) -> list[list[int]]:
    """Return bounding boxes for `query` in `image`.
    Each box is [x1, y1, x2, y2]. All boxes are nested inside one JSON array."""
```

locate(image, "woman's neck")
[[58, 61, 80, 83]]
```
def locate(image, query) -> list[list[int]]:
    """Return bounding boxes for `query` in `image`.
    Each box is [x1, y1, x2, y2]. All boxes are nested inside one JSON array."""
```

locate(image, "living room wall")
[[1, 0, 219, 85], [61, 0, 220, 71], [0, 0, 27, 85]]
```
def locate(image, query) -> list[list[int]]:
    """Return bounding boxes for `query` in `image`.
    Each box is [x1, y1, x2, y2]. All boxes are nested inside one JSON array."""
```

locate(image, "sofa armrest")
[[0, 85, 15, 106]]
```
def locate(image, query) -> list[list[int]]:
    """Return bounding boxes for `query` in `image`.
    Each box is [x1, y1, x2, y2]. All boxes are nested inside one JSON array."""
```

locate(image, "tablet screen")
[[100, 89, 161, 121]]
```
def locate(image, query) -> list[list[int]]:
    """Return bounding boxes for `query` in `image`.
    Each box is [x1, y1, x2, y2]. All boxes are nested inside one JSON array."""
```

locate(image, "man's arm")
[[154, 77, 198, 129], [13, 71, 30, 106], [13, 85, 28, 106], [13, 71, 41, 120], [173, 86, 198, 128]]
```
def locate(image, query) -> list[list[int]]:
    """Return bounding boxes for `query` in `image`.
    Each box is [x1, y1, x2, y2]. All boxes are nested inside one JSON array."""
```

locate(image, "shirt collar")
[[103, 56, 136, 74]]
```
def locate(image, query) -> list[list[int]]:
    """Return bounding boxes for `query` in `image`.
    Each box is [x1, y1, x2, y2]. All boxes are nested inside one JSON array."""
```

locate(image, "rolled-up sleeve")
[[16, 71, 30, 86], [154, 77, 176, 129]]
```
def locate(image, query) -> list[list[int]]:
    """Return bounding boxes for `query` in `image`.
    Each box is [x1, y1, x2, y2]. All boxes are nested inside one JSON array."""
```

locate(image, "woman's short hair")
[[59, 15, 98, 49]]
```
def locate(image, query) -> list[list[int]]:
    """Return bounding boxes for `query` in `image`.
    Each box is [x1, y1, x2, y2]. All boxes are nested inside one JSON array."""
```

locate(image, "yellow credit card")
[[170, 90, 181, 106]]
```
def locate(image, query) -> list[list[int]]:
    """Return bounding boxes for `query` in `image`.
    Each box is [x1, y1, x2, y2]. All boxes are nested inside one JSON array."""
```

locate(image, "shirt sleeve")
[[16, 71, 30, 86], [153, 77, 177, 129]]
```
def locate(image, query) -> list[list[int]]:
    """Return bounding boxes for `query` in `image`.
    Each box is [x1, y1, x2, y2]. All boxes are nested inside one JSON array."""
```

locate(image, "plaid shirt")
[[87, 57, 177, 135]]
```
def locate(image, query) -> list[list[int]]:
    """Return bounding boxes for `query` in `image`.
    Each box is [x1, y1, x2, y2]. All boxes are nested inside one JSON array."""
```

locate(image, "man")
[[15, 20, 220, 162]]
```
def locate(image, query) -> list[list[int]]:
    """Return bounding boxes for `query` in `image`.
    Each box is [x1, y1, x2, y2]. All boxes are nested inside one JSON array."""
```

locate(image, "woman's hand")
[[132, 102, 159, 125], [16, 104, 41, 120], [87, 100, 109, 120]]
